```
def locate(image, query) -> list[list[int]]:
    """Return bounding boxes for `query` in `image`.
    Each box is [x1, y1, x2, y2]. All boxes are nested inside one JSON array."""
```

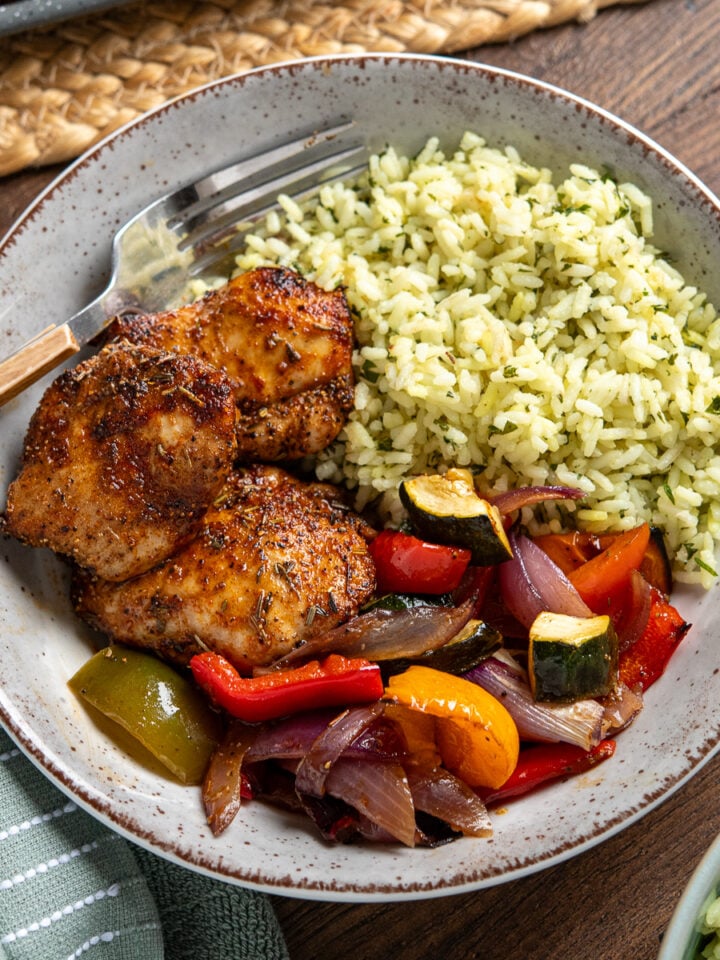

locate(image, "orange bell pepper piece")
[[534, 526, 672, 596], [567, 523, 651, 616]]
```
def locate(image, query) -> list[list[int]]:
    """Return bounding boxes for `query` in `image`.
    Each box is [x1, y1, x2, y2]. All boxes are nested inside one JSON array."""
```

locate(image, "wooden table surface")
[[1, 0, 719, 957]]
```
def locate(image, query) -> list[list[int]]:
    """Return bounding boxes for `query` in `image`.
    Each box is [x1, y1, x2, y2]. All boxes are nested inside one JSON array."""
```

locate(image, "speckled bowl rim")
[[2, 53, 720, 902]]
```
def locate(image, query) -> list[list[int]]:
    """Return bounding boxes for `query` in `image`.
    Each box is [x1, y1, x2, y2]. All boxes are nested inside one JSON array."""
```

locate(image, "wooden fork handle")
[[0, 324, 80, 407]]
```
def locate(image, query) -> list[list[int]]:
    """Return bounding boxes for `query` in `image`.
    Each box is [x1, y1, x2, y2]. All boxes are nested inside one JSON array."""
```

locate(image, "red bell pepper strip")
[[190, 651, 384, 723], [478, 739, 616, 805], [618, 586, 690, 692], [568, 522, 651, 618], [369, 529, 472, 595]]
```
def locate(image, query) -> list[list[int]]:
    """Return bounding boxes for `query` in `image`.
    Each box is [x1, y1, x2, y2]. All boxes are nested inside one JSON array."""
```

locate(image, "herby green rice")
[[229, 131, 720, 586]]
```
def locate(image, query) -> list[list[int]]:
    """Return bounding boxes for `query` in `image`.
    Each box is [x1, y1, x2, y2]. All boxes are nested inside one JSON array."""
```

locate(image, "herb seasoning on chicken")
[[3, 341, 237, 581], [71, 465, 376, 672], [104, 266, 355, 462]]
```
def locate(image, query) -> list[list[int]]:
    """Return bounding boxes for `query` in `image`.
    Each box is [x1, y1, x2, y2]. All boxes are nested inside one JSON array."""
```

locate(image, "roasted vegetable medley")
[[70, 473, 690, 847]]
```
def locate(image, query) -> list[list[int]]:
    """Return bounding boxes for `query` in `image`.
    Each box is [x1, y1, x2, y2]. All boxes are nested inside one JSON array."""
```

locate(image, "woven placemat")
[[0, 0, 649, 178]]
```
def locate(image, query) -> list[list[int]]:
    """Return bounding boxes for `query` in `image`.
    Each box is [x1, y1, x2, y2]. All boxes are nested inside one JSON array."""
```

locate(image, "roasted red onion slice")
[[324, 758, 417, 847], [491, 485, 585, 515], [406, 767, 492, 837], [202, 720, 258, 836], [247, 707, 408, 766], [293, 788, 363, 843], [354, 816, 401, 844], [349, 716, 409, 762], [464, 650, 604, 751], [294, 703, 384, 798], [499, 531, 592, 628], [246, 709, 339, 762], [271, 595, 475, 667], [601, 682, 644, 735]]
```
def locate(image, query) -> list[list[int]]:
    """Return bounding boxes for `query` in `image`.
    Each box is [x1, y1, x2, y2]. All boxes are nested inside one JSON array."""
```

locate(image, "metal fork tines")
[[173, 126, 364, 234], [0, 120, 369, 407], [179, 141, 369, 278], [114, 120, 367, 303]]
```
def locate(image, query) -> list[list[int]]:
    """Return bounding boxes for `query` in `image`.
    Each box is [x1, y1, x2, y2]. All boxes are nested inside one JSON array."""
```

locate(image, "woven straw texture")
[[0, 0, 649, 177]]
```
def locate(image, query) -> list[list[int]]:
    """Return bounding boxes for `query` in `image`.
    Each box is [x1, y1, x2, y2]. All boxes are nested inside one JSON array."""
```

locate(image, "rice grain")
[[233, 132, 720, 586]]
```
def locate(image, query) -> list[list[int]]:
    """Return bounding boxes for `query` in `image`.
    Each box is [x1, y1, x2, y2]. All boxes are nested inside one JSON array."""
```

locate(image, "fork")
[[0, 121, 367, 406]]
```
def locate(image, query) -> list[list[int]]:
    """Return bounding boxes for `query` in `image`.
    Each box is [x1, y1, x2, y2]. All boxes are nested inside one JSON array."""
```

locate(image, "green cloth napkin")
[[0, 728, 289, 960]]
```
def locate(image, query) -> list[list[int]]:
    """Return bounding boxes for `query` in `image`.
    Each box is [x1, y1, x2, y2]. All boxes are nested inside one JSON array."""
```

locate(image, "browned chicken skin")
[[4, 269, 368, 671], [3, 342, 237, 581], [72, 465, 376, 672], [105, 266, 355, 461]]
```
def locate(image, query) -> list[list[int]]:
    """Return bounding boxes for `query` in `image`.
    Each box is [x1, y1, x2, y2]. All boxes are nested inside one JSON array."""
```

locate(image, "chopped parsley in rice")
[[231, 132, 720, 586]]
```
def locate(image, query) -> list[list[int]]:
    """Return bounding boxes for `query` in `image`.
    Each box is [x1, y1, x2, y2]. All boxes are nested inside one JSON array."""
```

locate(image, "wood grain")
[[0, 0, 652, 177], [1, 1, 718, 957], [272, 753, 720, 959], [474, 0, 720, 197], [0, 323, 79, 406], [270, 2, 720, 957]]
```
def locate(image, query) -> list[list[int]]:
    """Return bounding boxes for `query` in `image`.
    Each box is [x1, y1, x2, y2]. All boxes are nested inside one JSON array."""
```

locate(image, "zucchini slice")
[[362, 592, 453, 612], [400, 469, 512, 565], [379, 618, 502, 680], [529, 611, 618, 702]]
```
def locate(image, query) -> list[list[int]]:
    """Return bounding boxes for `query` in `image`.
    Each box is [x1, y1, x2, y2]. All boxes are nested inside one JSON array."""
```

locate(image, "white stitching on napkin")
[[67, 929, 121, 959], [0, 832, 124, 889], [0, 747, 21, 763], [67, 922, 161, 960], [0, 833, 121, 892], [1, 882, 121, 944], [0, 839, 100, 890], [0, 801, 77, 841]]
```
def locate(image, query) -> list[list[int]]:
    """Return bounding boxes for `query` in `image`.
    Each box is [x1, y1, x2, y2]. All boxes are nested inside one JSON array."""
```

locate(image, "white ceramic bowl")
[[659, 834, 720, 960], [2, 53, 720, 902]]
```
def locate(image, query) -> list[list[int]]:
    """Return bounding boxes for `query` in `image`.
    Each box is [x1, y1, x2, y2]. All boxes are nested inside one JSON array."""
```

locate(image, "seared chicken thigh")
[[72, 465, 376, 672], [105, 266, 355, 461], [4, 342, 237, 581]]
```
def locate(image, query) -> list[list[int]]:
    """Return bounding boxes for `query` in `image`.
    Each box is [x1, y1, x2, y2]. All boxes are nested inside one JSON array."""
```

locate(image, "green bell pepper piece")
[[69, 644, 223, 784]]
